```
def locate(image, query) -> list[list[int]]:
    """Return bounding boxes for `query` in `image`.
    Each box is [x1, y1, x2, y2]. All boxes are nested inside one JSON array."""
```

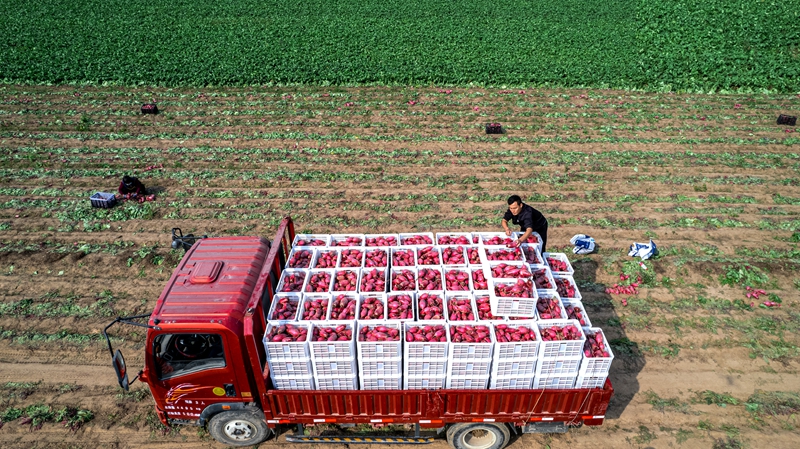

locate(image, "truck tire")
[[446, 422, 512, 449], [208, 410, 270, 447]]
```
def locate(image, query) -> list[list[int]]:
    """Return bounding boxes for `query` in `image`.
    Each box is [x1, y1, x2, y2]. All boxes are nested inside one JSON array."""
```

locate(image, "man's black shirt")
[[504, 203, 547, 231]]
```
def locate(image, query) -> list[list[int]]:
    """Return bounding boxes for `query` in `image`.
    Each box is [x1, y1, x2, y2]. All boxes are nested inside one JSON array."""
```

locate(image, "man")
[[118, 175, 146, 196], [501, 195, 549, 252]]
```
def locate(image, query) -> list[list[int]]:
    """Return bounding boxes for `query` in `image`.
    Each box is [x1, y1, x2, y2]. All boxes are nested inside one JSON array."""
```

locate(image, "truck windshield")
[[153, 333, 226, 380]]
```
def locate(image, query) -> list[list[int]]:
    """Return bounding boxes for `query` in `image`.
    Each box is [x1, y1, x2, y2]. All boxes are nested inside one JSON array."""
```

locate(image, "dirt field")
[[0, 85, 798, 448]]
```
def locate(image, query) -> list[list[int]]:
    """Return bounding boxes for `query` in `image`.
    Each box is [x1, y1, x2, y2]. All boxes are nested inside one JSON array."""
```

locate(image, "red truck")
[[104, 217, 613, 448]]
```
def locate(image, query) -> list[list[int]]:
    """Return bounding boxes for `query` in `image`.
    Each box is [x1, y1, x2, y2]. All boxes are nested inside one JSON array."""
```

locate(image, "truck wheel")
[[208, 410, 270, 447], [446, 423, 511, 449]]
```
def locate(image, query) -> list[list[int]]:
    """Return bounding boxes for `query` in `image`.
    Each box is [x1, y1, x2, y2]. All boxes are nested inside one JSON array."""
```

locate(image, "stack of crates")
[[447, 323, 495, 389], [357, 321, 403, 390], [309, 321, 358, 390], [263, 322, 314, 390], [533, 319, 586, 389], [575, 328, 614, 389], [403, 321, 449, 389], [490, 322, 540, 389]]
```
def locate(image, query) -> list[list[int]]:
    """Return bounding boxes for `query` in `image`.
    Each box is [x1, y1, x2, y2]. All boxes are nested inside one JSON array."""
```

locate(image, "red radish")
[[494, 279, 534, 298], [475, 295, 501, 320], [305, 271, 331, 292], [532, 268, 553, 289], [522, 235, 539, 244], [288, 249, 313, 268], [268, 323, 308, 342], [364, 249, 388, 267], [360, 296, 385, 319], [417, 293, 445, 320], [387, 294, 414, 319], [315, 250, 338, 269], [418, 268, 443, 290], [295, 238, 325, 246], [489, 263, 531, 279], [493, 323, 537, 343], [483, 236, 515, 246], [447, 297, 475, 321], [471, 269, 488, 290], [301, 298, 329, 320], [392, 269, 416, 291], [330, 295, 357, 320], [312, 324, 353, 342], [555, 278, 577, 298], [405, 324, 447, 342], [445, 269, 470, 291], [438, 235, 470, 245], [360, 269, 386, 292], [485, 248, 522, 261], [473, 236, 479, 244], [269, 296, 299, 320], [536, 295, 563, 320], [450, 324, 492, 343], [333, 270, 358, 291], [583, 331, 610, 357], [332, 236, 362, 246], [540, 324, 582, 341], [280, 273, 306, 292], [339, 249, 363, 268], [359, 324, 400, 341], [417, 246, 441, 265], [522, 246, 541, 264], [467, 247, 481, 264], [546, 257, 569, 273], [442, 246, 466, 265], [366, 236, 397, 246], [392, 249, 415, 267], [401, 234, 433, 245], [565, 304, 588, 325]]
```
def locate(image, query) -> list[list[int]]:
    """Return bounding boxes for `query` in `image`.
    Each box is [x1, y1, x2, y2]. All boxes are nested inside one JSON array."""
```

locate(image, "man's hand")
[[504, 228, 512, 236]]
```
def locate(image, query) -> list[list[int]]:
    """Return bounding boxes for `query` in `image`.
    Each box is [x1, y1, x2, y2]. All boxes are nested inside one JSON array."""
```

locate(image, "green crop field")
[[1, 0, 797, 91]]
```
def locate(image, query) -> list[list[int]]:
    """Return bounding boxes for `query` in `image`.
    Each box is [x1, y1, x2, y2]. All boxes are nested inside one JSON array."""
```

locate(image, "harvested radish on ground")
[[305, 271, 331, 292], [486, 248, 521, 261], [406, 324, 447, 342], [448, 298, 475, 321], [339, 249, 363, 267], [366, 236, 397, 246], [467, 247, 481, 264], [392, 249, 415, 266], [484, 236, 515, 246], [537, 296, 563, 320], [270, 296, 299, 320], [280, 273, 306, 292], [442, 246, 466, 264], [475, 295, 501, 320], [445, 269, 470, 291], [360, 269, 386, 292], [438, 235, 470, 245], [312, 324, 352, 342], [540, 324, 582, 341], [301, 298, 328, 320], [402, 234, 433, 245], [583, 331, 610, 357], [532, 268, 553, 289], [333, 270, 357, 291], [332, 236, 362, 246], [387, 294, 414, 319], [330, 295, 357, 320], [490, 263, 532, 278], [364, 249, 388, 267], [418, 246, 441, 265], [547, 257, 569, 272], [494, 279, 534, 298], [359, 325, 400, 341], [522, 246, 541, 264], [315, 251, 338, 268], [450, 324, 491, 343], [296, 238, 325, 246], [471, 269, 488, 290], [494, 324, 537, 342], [392, 269, 416, 291], [418, 293, 444, 320], [360, 296, 385, 319], [418, 268, 442, 290], [565, 304, 588, 325], [268, 324, 308, 342], [288, 249, 313, 268], [555, 278, 577, 298]]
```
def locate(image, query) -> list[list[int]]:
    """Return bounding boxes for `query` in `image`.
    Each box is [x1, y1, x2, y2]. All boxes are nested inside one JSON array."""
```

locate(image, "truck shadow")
[[572, 258, 644, 420]]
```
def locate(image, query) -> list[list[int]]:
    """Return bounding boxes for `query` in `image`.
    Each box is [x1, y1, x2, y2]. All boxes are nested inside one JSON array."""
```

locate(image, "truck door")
[[149, 332, 241, 421]]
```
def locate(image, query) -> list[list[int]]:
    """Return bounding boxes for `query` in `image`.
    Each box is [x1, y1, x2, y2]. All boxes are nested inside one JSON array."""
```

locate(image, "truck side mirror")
[[112, 349, 130, 391]]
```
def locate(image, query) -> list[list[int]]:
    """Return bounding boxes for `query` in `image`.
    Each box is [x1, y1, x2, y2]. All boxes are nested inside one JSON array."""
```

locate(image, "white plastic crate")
[[537, 320, 586, 359], [521, 243, 542, 265], [449, 322, 495, 359], [329, 233, 365, 247], [436, 232, 473, 246], [491, 358, 537, 377], [446, 375, 490, 390], [440, 246, 468, 266], [444, 267, 473, 292], [543, 252, 574, 276], [514, 231, 543, 248], [337, 248, 365, 268], [553, 274, 582, 301], [267, 292, 302, 322], [404, 321, 449, 360], [474, 294, 503, 321], [359, 268, 388, 294], [272, 374, 315, 390], [535, 357, 581, 376], [575, 372, 608, 389], [304, 269, 335, 293], [489, 278, 538, 317], [358, 292, 387, 320], [562, 299, 592, 328], [365, 233, 399, 247], [268, 358, 313, 377], [309, 321, 356, 360], [533, 374, 577, 390], [390, 267, 418, 292], [276, 268, 308, 293], [331, 268, 361, 293], [312, 249, 340, 269], [329, 293, 360, 320], [485, 261, 531, 280], [529, 264, 556, 292], [465, 246, 482, 265], [386, 292, 416, 321], [359, 357, 402, 376], [292, 234, 330, 247], [363, 248, 389, 268], [480, 247, 525, 263], [490, 376, 533, 390], [315, 375, 358, 390], [449, 359, 493, 377], [446, 292, 477, 321], [286, 247, 316, 269], [361, 375, 402, 390], [404, 375, 446, 390], [404, 358, 449, 377], [263, 322, 311, 361], [416, 246, 443, 266], [390, 247, 417, 267], [312, 357, 358, 377], [415, 291, 447, 320], [399, 232, 435, 246], [417, 266, 444, 291], [297, 293, 332, 321], [579, 328, 614, 376], [492, 322, 541, 359], [357, 322, 402, 359], [470, 267, 490, 293], [474, 232, 514, 247], [535, 292, 567, 321]]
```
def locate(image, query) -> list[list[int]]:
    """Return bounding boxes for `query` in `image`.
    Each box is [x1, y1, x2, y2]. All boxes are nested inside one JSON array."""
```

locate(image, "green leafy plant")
[[719, 265, 768, 288]]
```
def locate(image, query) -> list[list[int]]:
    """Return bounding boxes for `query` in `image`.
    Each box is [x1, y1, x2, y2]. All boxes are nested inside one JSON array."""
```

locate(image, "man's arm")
[[502, 219, 512, 236], [517, 228, 533, 246]]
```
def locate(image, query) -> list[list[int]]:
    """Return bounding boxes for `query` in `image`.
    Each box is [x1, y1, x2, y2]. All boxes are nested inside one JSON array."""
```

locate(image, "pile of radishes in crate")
[[263, 231, 613, 391]]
